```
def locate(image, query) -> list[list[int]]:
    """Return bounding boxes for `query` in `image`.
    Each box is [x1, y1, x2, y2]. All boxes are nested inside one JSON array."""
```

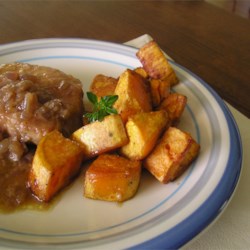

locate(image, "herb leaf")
[[87, 92, 98, 105], [84, 92, 119, 123], [102, 95, 118, 107]]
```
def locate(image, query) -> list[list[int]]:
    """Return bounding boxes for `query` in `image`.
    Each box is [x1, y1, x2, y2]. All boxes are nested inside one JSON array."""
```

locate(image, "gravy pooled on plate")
[[0, 63, 84, 212]]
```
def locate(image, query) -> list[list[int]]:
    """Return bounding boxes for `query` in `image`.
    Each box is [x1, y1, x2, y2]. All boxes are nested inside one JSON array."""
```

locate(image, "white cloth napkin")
[[125, 34, 250, 250]]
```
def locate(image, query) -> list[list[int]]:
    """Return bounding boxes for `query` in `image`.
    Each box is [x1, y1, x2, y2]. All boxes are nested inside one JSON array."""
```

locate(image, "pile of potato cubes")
[[29, 41, 200, 203]]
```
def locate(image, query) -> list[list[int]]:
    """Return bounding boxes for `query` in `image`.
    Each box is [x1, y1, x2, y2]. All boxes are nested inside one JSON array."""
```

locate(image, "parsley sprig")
[[84, 92, 118, 123]]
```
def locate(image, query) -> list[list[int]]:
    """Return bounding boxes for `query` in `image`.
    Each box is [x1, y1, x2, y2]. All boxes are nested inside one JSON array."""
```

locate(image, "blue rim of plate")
[[0, 38, 242, 249]]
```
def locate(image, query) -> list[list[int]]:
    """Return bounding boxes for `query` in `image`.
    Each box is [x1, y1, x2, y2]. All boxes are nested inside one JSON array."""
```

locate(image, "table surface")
[[0, 1, 249, 249], [1, 0, 250, 118]]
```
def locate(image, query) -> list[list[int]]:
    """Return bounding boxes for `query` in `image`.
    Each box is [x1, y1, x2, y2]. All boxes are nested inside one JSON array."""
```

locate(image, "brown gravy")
[[0, 62, 85, 213], [0, 150, 48, 213]]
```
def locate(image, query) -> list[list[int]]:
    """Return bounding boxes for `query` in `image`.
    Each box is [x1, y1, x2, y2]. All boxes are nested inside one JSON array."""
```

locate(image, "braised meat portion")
[[0, 63, 84, 144]]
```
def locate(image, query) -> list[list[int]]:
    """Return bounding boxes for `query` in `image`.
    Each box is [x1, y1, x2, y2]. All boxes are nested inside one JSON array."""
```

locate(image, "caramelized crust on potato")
[[136, 40, 178, 86], [143, 127, 200, 183], [157, 93, 187, 125], [72, 114, 128, 159], [134, 67, 149, 79], [84, 154, 141, 202], [114, 69, 152, 123], [29, 130, 83, 202], [120, 111, 169, 160], [150, 78, 170, 107], [90, 74, 118, 98]]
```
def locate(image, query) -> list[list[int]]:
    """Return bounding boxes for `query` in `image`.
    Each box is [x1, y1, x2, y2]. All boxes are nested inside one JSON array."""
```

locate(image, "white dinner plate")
[[0, 39, 242, 249]]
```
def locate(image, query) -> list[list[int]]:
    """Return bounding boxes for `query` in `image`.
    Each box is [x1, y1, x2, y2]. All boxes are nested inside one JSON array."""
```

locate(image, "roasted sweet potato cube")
[[84, 154, 141, 202], [150, 78, 170, 107], [143, 127, 200, 183], [136, 40, 178, 86], [114, 69, 152, 123], [72, 114, 128, 159], [157, 93, 187, 125], [134, 67, 149, 79], [164, 70, 179, 87], [149, 79, 161, 107], [29, 130, 83, 202], [120, 110, 169, 160], [90, 74, 118, 98]]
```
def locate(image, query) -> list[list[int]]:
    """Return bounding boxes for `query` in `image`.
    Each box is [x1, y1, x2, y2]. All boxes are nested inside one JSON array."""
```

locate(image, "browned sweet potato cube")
[[84, 154, 141, 202], [120, 111, 169, 160], [134, 67, 149, 79], [136, 40, 178, 86], [72, 114, 128, 159], [157, 93, 187, 125], [143, 127, 200, 183], [150, 78, 170, 107], [90, 74, 118, 98], [114, 69, 152, 123], [29, 130, 83, 202]]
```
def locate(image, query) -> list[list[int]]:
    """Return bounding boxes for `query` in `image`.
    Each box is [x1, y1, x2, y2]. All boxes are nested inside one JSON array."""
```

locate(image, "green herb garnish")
[[84, 92, 118, 123]]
